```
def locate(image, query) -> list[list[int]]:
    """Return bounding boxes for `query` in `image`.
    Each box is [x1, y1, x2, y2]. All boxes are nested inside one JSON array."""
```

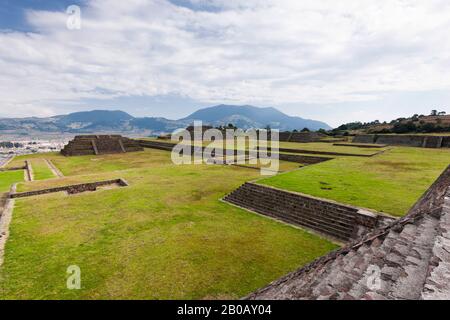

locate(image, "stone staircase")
[[223, 182, 377, 242], [247, 203, 442, 300], [61, 137, 95, 156], [246, 165, 450, 300]]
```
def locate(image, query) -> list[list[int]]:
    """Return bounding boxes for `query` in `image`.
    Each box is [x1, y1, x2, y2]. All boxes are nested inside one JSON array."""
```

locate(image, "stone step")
[[227, 186, 357, 224], [226, 195, 356, 232], [238, 183, 359, 220], [225, 192, 355, 229], [228, 191, 357, 224], [225, 197, 353, 241]]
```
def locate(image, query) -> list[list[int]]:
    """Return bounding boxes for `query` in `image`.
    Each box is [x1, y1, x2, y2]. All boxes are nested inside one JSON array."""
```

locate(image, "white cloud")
[[1, 0, 450, 118]]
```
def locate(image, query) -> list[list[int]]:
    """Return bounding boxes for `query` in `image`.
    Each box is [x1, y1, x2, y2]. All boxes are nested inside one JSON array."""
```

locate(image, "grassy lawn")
[[0, 149, 337, 299], [29, 158, 55, 180], [277, 141, 383, 155], [259, 147, 450, 216], [0, 170, 23, 193]]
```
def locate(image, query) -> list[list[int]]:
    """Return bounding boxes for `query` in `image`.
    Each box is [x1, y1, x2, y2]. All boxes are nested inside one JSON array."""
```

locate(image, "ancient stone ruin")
[[278, 131, 325, 143], [224, 182, 394, 242], [354, 134, 450, 148], [9, 179, 129, 198], [61, 135, 143, 156], [245, 165, 450, 300], [136, 139, 332, 165]]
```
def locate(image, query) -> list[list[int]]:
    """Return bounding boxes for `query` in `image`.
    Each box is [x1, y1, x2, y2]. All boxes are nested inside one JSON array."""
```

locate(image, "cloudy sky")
[[1, 0, 450, 127]]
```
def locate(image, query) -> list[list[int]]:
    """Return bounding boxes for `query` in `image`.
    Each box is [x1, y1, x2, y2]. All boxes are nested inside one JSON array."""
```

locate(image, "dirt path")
[[0, 184, 16, 267]]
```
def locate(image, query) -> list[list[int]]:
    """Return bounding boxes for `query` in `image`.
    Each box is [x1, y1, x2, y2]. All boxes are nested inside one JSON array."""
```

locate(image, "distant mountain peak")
[[180, 104, 331, 131], [0, 105, 331, 135]]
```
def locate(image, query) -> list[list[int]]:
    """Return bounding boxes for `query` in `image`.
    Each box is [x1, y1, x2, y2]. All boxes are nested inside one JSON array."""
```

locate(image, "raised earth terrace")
[[354, 134, 450, 148]]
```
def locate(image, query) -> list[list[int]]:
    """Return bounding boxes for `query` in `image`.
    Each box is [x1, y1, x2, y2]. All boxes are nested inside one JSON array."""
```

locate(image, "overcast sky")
[[1, 0, 450, 127]]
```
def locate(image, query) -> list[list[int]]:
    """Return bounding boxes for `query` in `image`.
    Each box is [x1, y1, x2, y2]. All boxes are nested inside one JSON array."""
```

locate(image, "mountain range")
[[0, 105, 331, 135]]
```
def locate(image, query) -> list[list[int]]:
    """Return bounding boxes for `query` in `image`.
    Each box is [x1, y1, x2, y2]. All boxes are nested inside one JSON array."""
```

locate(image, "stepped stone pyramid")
[[61, 135, 143, 156]]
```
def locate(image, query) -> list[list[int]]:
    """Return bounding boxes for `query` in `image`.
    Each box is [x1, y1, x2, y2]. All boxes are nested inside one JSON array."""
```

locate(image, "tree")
[[419, 123, 436, 133], [392, 121, 416, 133], [438, 111, 447, 116], [301, 127, 310, 132], [317, 128, 330, 136], [431, 110, 438, 116]]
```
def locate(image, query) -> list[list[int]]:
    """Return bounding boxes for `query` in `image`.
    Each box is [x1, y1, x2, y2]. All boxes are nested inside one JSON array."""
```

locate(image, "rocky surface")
[[246, 165, 450, 300]]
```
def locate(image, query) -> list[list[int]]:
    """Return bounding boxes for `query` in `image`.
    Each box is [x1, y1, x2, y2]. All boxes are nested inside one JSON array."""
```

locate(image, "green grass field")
[[0, 149, 338, 299], [30, 159, 55, 180], [259, 147, 450, 216], [276, 141, 383, 155], [0, 170, 23, 193]]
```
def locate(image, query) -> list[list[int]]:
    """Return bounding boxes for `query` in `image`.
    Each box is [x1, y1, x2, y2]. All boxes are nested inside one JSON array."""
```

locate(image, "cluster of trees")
[[372, 110, 449, 134], [374, 121, 450, 134], [333, 120, 384, 132], [331, 110, 449, 135], [292, 128, 312, 133], [213, 109, 450, 135], [215, 123, 238, 131]]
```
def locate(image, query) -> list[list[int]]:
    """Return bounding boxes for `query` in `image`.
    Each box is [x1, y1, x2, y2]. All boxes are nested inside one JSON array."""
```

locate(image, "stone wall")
[[0, 193, 8, 219], [289, 132, 324, 143], [24, 160, 33, 182], [278, 132, 292, 141], [137, 140, 331, 165], [376, 135, 425, 147], [61, 135, 143, 156], [333, 143, 385, 148], [277, 153, 331, 164], [136, 139, 175, 151], [0, 165, 26, 172], [278, 132, 324, 142], [223, 182, 393, 242], [352, 134, 376, 144], [353, 134, 450, 148], [260, 146, 376, 157], [9, 178, 128, 198]]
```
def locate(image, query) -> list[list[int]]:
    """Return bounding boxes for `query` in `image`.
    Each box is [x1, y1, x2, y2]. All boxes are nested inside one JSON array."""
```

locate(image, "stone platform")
[[354, 134, 450, 148], [61, 135, 143, 156]]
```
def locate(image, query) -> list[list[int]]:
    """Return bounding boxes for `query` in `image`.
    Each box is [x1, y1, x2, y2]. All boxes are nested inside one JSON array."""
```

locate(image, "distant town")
[[0, 139, 68, 161]]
